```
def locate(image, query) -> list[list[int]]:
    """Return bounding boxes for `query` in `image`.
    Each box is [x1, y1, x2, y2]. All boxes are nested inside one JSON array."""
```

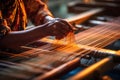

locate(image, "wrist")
[[43, 16, 54, 23]]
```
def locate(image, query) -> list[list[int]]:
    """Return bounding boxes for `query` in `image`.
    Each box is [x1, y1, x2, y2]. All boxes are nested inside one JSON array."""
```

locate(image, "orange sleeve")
[[23, 0, 53, 25]]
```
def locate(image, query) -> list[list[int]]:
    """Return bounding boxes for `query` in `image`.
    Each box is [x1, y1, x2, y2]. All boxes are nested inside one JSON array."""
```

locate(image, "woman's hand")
[[44, 16, 75, 39]]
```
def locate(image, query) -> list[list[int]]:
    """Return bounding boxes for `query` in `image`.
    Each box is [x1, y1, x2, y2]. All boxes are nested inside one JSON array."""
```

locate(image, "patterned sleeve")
[[23, 0, 53, 25]]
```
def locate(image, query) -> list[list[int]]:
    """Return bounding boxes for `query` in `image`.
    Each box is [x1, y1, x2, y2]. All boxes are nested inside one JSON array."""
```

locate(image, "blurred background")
[[47, 0, 80, 18]]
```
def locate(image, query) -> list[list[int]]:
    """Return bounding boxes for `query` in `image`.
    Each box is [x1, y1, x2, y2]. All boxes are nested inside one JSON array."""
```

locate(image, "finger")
[[56, 22, 69, 31], [57, 19, 77, 31], [47, 18, 71, 32], [45, 19, 74, 39], [46, 22, 66, 37], [54, 25, 67, 36]]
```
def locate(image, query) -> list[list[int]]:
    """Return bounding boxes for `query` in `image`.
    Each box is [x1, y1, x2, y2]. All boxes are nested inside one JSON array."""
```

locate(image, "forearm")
[[0, 23, 49, 49]]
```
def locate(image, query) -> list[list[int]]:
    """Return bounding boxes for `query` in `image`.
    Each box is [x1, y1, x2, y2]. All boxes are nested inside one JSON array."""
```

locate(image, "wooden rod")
[[68, 57, 116, 80], [65, 8, 103, 24]]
